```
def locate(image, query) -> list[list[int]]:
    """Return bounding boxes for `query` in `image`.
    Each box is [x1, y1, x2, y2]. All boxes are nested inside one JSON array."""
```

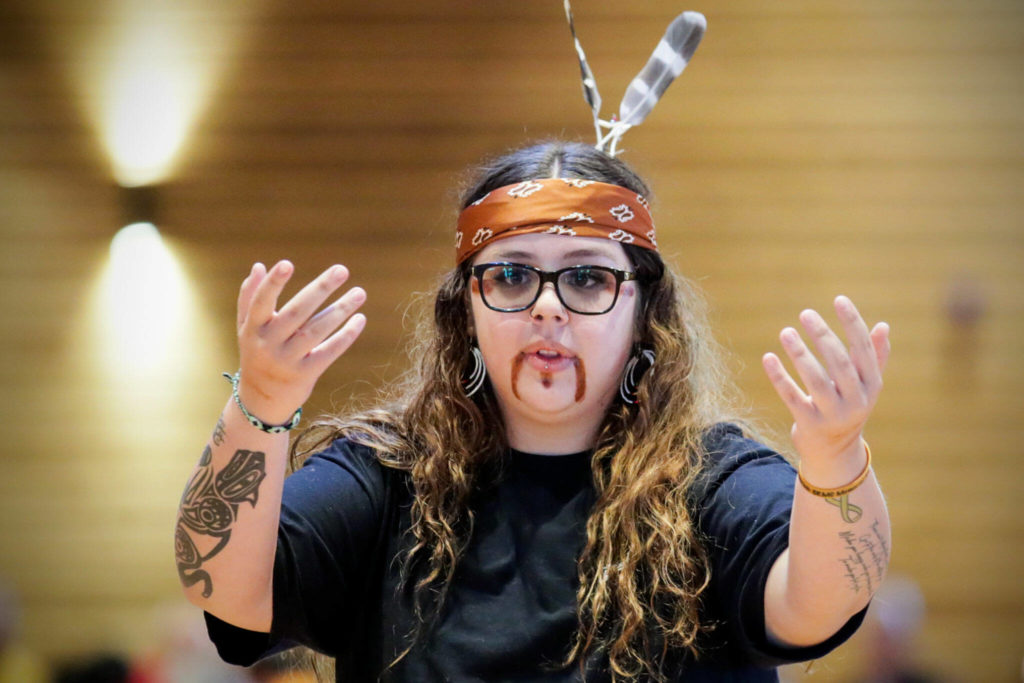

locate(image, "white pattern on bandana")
[[610, 204, 635, 222], [507, 181, 544, 198], [559, 178, 595, 188], [559, 212, 595, 223], [608, 230, 635, 243], [472, 228, 494, 246]]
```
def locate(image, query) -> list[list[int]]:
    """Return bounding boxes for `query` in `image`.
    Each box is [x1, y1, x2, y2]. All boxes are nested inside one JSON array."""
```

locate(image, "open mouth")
[[526, 351, 573, 371], [511, 344, 587, 402]]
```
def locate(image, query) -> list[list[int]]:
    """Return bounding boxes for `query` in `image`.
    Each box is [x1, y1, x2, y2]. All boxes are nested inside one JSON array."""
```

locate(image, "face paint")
[[510, 351, 587, 402], [511, 351, 527, 400], [572, 357, 586, 401]]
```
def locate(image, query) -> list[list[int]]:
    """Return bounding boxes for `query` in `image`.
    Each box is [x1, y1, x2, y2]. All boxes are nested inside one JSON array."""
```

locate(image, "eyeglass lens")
[[478, 264, 620, 314]]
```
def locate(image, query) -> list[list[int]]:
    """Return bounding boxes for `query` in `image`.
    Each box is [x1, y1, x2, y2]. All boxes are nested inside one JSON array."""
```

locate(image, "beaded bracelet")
[[222, 371, 302, 434], [797, 441, 872, 498]]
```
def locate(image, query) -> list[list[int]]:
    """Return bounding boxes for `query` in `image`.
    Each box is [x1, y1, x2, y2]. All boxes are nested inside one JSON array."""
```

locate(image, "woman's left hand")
[[762, 296, 890, 478]]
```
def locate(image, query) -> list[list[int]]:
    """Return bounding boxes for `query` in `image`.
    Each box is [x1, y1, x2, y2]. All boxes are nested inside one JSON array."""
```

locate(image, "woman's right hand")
[[234, 260, 367, 425]]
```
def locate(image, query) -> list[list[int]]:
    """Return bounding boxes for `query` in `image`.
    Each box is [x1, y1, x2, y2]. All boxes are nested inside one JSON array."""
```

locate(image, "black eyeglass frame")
[[469, 262, 639, 315]]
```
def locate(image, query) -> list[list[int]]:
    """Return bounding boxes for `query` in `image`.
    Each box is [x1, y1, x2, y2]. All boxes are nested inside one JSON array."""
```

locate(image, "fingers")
[[246, 260, 294, 329], [237, 263, 267, 331], [832, 295, 882, 392], [306, 312, 368, 376], [795, 308, 861, 402], [769, 297, 888, 410], [779, 323, 839, 405], [762, 351, 814, 421], [871, 322, 891, 375], [285, 285, 367, 354], [273, 265, 351, 340]]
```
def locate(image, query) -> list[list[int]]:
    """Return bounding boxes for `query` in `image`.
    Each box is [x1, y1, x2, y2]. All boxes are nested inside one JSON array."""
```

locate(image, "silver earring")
[[620, 348, 655, 405], [462, 345, 487, 397]]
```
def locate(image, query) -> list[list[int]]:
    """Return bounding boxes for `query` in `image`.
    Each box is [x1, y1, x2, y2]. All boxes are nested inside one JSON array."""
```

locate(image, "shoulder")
[[297, 435, 387, 475], [692, 423, 796, 513], [284, 436, 405, 512]]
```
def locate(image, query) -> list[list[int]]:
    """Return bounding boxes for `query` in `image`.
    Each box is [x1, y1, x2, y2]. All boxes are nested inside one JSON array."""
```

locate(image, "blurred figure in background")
[[858, 575, 940, 683], [0, 578, 46, 683], [127, 601, 250, 683]]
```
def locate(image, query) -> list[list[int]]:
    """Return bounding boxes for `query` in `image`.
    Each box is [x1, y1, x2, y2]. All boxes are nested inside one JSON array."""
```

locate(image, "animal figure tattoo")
[[175, 445, 267, 597]]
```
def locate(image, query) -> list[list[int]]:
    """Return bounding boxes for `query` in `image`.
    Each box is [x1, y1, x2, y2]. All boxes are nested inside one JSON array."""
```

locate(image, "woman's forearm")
[[764, 441, 891, 646], [175, 396, 290, 632]]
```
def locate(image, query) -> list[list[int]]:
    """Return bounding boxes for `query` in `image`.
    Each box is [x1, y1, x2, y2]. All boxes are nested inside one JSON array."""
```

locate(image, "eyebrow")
[[491, 248, 620, 262]]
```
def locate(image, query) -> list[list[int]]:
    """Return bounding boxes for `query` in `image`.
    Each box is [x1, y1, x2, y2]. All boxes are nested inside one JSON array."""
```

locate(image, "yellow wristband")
[[798, 441, 872, 498]]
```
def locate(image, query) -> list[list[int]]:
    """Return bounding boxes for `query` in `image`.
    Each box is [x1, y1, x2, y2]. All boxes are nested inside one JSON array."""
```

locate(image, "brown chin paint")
[[510, 352, 587, 402], [572, 357, 585, 401], [511, 352, 527, 400]]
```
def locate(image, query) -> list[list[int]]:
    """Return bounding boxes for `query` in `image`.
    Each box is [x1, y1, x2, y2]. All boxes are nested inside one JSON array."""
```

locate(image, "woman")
[[176, 141, 892, 681]]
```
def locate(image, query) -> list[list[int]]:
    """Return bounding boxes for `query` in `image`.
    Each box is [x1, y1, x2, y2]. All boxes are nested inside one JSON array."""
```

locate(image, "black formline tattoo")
[[175, 446, 267, 597], [212, 415, 227, 447], [837, 519, 890, 595]]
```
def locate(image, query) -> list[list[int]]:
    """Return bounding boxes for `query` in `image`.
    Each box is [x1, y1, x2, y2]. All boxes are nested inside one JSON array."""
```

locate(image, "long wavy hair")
[[291, 141, 748, 681]]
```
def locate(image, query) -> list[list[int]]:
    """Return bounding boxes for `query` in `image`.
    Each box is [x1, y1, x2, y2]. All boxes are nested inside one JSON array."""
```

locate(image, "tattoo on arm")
[[175, 446, 267, 597], [837, 519, 890, 595], [825, 494, 863, 523], [212, 416, 227, 447]]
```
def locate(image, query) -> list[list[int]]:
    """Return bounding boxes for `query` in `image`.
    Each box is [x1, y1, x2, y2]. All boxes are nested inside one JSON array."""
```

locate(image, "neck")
[[501, 407, 604, 455]]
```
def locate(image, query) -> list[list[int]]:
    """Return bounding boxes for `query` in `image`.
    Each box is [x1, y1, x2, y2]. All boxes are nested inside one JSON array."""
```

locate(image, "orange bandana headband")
[[455, 178, 658, 264]]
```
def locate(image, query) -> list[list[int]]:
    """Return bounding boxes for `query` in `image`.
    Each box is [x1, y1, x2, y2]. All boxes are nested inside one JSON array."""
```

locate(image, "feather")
[[617, 11, 706, 127], [563, 0, 602, 130]]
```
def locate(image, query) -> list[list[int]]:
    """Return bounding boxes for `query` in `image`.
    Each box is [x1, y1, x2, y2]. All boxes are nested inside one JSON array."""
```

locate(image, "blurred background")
[[1, 0, 1021, 681]]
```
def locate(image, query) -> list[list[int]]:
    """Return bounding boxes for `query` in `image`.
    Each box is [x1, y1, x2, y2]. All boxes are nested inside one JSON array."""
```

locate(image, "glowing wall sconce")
[[78, 1, 250, 389], [99, 16, 208, 187], [95, 187, 192, 382]]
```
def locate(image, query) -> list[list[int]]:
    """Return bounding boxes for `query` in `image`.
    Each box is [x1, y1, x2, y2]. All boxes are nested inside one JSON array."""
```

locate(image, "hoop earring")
[[619, 347, 655, 405], [462, 345, 487, 397]]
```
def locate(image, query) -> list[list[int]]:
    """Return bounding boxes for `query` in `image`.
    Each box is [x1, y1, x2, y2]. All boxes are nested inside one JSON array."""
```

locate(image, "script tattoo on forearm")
[[175, 446, 267, 597], [837, 519, 890, 594], [211, 416, 227, 447]]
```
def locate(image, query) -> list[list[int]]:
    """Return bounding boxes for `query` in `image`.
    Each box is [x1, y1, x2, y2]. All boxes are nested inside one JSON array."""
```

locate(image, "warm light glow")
[[102, 20, 204, 186], [106, 54, 197, 186], [69, 0, 259, 187], [99, 222, 190, 378]]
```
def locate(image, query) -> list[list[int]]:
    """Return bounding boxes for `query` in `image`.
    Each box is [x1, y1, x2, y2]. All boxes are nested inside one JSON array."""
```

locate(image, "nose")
[[530, 282, 567, 322]]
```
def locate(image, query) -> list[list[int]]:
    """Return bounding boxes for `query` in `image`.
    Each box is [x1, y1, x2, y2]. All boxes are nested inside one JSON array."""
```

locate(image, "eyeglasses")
[[470, 262, 638, 315]]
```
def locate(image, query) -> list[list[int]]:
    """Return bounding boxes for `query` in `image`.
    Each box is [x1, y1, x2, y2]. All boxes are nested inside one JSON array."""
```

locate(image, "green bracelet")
[[222, 371, 302, 434]]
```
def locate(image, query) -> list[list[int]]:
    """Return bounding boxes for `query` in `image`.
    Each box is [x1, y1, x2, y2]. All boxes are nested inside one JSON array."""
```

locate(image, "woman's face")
[[469, 232, 640, 451]]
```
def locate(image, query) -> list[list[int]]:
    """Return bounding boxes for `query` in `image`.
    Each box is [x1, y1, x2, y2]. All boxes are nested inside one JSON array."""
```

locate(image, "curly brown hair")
[[292, 141, 750, 681]]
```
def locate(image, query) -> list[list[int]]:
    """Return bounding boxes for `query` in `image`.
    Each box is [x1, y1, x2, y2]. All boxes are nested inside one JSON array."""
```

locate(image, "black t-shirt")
[[204, 423, 866, 681]]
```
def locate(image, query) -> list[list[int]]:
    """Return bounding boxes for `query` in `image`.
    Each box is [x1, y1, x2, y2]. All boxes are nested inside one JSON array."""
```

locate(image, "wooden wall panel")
[[1, 0, 1021, 680]]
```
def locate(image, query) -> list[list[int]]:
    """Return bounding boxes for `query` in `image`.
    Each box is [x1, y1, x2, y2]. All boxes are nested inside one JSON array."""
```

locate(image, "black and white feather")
[[563, 0, 603, 144], [618, 12, 705, 128], [563, 1, 706, 157]]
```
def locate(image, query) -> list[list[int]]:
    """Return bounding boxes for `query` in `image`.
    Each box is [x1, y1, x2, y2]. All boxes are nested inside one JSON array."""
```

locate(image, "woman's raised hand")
[[234, 260, 367, 425], [761, 296, 890, 479]]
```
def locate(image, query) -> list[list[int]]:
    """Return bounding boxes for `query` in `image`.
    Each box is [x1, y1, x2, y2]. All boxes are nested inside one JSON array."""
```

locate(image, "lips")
[[520, 341, 576, 372]]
